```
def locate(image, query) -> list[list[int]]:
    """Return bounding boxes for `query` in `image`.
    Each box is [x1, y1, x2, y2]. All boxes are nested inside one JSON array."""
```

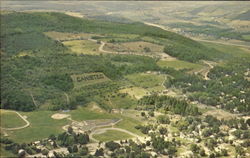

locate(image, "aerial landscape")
[[0, 1, 250, 158]]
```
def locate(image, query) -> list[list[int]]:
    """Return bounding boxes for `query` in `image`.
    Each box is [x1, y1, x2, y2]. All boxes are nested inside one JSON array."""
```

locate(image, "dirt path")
[[90, 127, 142, 142], [202, 60, 214, 80], [30, 92, 38, 107], [63, 92, 70, 104], [1, 111, 30, 131]]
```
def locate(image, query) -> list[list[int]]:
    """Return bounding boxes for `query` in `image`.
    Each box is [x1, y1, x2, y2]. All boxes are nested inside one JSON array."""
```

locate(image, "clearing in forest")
[[104, 41, 164, 54], [71, 72, 110, 89], [119, 87, 149, 100], [63, 40, 100, 55]]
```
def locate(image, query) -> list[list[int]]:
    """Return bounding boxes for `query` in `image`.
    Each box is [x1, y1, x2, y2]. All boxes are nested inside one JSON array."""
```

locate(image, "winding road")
[[1, 111, 30, 131]]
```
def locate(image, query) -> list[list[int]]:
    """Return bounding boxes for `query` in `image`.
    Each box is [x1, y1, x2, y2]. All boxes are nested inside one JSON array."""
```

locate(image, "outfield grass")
[[157, 59, 204, 70], [63, 40, 100, 55], [93, 129, 133, 142], [125, 73, 165, 88], [0, 110, 26, 128], [7, 111, 69, 143], [69, 106, 117, 121]]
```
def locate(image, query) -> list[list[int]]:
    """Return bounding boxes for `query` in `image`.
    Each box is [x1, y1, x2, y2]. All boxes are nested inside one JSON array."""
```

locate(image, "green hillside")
[[0, 11, 221, 112]]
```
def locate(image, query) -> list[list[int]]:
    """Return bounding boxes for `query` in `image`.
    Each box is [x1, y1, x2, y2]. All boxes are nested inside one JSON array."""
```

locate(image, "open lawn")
[[63, 40, 100, 55], [69, 106, 117, 121], [119, 87, 149, 100], [0, 110, 26, 128], [93, 129, 133, 142], [6, 111, 69, 143], [157, 59, 204, 70]]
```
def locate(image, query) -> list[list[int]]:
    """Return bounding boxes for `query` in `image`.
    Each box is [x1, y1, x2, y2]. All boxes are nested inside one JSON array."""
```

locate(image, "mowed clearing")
[[119, 87, 149, 100], [63, 40, 100, 55], [0, 110, 26, 128], [71, 72, 110, 89], [104, 41, 164, 54]]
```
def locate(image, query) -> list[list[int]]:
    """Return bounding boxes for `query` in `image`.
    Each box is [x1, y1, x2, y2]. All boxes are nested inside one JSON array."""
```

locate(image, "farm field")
[[0, 110, 26, 128], [93, 129, 133, 142]]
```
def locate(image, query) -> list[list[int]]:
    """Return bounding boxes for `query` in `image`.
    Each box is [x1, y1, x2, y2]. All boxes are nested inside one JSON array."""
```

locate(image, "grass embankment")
[[93, 130, 133, 142]]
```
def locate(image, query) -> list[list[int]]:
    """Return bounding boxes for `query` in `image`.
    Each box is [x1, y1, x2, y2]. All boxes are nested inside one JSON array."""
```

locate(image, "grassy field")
[[115, 116, 144, 136], [69, 106, 117, 121], [63, 40, 100, 55], [200, 41, 250, 58], [119, 87, 149, 100], [71, 72, 110, 89], [104, 41, 164, 54], [125, 72, 165, 88], [157, 59, 204, 70], [0, 110, 26, 128], [93, 129, 133, 142], [109, 95, 137, 109], [6, 110, 69, 143]]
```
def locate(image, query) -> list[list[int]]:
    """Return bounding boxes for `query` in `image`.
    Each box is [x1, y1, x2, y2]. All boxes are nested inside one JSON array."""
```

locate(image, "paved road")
[[1, 111, 30, 130]]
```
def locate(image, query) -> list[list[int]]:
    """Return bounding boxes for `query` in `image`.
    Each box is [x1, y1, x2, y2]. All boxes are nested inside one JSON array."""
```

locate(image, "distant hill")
[[234, 10, 250, 20]]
